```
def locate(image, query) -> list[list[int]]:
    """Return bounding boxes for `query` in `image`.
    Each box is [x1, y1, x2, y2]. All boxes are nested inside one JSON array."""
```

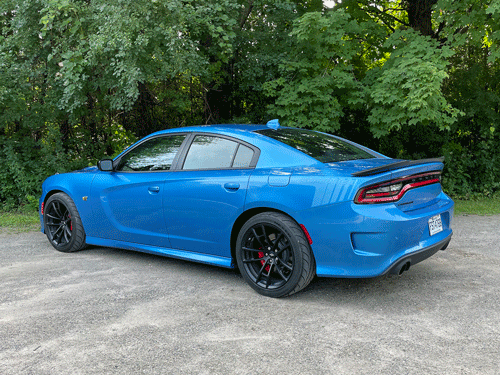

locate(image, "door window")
[[116, 135, 186, 171], [183, 136, 238, 170]]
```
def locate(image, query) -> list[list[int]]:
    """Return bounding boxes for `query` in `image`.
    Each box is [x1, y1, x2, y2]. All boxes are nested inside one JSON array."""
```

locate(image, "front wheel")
[[235, 212, 315, 298], [44, 192, 86, 253]]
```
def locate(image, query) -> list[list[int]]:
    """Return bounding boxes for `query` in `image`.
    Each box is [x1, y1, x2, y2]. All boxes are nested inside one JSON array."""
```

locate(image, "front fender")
[[40, 172, 96, 234]]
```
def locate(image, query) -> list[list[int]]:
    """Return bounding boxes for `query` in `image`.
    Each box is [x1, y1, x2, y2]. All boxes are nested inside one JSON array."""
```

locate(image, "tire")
[[44, 192, 86, 253], [235, 212, 316, 298]]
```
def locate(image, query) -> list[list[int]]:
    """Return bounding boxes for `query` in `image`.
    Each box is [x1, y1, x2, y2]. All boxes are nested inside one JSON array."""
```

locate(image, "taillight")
[[41, 202, 44, 215], [354, 172, 441, 204]]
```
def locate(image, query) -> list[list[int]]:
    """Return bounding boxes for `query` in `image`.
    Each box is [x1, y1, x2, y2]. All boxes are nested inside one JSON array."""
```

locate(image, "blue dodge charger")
[[40, 121, 453, 297]]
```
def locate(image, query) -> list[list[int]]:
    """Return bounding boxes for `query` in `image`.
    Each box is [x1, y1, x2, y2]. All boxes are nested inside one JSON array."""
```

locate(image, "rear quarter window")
[[256, 128, 376, 163]]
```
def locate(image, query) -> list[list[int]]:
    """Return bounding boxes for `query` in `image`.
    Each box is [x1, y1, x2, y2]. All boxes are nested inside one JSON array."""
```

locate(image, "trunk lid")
[[326, 158, 444, 212], [324, 158, 402, 176]]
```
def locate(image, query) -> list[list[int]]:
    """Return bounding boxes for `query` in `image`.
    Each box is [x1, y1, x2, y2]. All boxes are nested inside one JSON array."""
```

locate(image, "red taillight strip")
[[379, 172, 440, 186], [355, 172, 441, 204], [41, 202, 44, 215]]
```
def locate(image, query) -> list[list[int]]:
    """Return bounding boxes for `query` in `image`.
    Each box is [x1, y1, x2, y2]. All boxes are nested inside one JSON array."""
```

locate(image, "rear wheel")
[[235, 212, 315, 297], [44, 193, 86, 253]]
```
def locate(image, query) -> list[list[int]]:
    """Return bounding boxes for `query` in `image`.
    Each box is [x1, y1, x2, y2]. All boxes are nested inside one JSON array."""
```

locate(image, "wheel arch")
[[42, 187, 90, 234], [230, 207, 301, 267], [43, 189, 66, 205]]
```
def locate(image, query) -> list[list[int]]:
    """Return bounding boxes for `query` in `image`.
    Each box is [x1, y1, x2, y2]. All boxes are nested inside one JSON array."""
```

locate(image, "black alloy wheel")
[[44, 193, 86, 253], [236, 212, 315, 297]]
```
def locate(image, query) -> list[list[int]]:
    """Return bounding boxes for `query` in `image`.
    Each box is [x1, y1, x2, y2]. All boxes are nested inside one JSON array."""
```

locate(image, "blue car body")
[[40, 124, 453, 280]]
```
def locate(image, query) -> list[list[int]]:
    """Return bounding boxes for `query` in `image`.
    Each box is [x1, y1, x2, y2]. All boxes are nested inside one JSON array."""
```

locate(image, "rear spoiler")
[[351, 157, 445, 177]]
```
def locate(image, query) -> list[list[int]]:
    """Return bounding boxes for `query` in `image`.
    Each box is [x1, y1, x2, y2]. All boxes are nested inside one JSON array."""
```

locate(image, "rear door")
[[163, 134, 259, 257]]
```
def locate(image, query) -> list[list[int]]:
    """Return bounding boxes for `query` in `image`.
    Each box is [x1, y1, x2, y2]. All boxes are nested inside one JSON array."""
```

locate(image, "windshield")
[[256, 128, 376, 163]]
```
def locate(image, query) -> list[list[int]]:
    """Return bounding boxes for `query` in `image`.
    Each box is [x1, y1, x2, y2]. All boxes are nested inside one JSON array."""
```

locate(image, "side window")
[[116, 135, 186, 172], [183, 136, 238, 170], [232, 144, 254, 168]]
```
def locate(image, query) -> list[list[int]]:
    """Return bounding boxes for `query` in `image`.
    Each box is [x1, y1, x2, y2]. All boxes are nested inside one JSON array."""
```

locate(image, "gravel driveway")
[[1, 215, 499, 374]]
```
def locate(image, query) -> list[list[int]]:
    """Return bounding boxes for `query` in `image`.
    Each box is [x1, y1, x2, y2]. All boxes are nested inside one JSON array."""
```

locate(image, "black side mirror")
[[98, 159, 114, 172]]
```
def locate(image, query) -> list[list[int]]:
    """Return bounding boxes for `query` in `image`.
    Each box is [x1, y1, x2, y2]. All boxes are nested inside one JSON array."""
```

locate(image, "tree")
[[265, 1, 460, 136]]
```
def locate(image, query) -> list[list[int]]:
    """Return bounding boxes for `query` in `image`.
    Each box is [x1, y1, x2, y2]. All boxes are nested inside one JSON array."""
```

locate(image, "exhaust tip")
[[398, 262, 411, 276], [388, 261, 411, 277]]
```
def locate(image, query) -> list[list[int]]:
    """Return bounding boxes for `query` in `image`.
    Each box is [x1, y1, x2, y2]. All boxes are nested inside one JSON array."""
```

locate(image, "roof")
[[151, 124, 269, 137]]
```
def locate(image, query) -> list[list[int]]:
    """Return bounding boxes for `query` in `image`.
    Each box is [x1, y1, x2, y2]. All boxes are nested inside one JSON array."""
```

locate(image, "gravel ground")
[[0, 215, 499, 375]]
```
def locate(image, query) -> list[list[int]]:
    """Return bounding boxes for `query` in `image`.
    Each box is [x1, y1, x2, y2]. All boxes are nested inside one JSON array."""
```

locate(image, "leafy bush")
[[0, 122, 136, 209]]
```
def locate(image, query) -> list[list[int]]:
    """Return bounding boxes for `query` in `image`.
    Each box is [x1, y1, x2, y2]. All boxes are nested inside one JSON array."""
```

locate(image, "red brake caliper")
[[68, 214, 72, 231], [257, 250, 270, 272]]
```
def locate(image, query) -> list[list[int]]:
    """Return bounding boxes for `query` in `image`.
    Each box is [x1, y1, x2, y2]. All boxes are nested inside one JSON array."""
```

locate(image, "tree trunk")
[[404, 0, 438, 37]]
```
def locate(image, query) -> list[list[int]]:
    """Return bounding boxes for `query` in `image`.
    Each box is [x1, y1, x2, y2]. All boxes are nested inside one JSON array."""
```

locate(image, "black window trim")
[[178, 132, 261, 171], [111, 132, 260, 173], [231, 143, 240, 167]]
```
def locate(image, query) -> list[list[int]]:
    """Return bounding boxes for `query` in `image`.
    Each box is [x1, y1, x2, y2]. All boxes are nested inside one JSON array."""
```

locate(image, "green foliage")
[[266, 7, 461, 137], [264, 9, 368, 131], [0, 132, 64, 209], [441, 124, 500, 198], [435, 0, 500, 63], [364, 29, 461, 137], [433, 0, 500, 196]]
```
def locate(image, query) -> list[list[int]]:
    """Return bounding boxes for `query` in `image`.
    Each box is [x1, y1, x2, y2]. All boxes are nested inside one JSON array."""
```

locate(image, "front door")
[[89, 134, 188, 247]]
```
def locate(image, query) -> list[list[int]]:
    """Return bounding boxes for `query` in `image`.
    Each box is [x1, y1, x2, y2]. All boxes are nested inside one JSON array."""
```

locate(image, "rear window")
[[256, 128, 376, 163]]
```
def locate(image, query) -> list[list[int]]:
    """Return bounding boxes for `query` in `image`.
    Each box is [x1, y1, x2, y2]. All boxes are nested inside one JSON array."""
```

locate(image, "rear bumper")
[[383, 234, 452, 276], [297, 191, 454, 278]]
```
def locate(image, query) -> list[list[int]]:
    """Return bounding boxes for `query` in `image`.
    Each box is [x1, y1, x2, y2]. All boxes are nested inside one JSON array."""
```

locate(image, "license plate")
[[428, 214, 443, 236]]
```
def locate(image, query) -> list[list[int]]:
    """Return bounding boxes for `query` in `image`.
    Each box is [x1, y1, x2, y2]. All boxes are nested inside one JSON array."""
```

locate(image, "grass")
[[0, 207, 40, 233], [1, 194, 499, 233], [453, 193, 500, 216]]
